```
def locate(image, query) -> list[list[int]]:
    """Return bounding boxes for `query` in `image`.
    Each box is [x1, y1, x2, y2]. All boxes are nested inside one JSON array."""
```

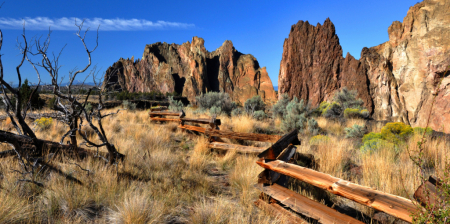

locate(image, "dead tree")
[[27, 20, 124, 165], [0, 21, 124, 188]]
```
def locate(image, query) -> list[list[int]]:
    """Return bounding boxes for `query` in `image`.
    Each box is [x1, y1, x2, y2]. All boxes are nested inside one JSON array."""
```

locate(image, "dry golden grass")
[[2, 106, 449, 223], [0, 108, 287, 223], [316, 117, 344, 136]]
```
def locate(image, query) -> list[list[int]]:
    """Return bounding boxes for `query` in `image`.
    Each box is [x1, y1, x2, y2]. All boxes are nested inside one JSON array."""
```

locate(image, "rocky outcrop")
[[103, 37, 277, 105], [278, 0, 450, 133]]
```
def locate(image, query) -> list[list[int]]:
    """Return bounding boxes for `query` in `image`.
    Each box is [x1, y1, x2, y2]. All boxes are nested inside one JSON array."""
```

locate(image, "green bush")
[[309, 135, 330, 145], [333, 87, 363, 110], [344, 124, 366, 139], [360, 138, 395, 154], [318, 101, 330, 114], [272, 94, 290, 118], [360, 109, 370, 119], [231, 107, 243, 117], [122, 100, 136, 110], [307, 118, 320, 135], [281, 97, 308, 132], [209, 106, 222, 116], [85, 103, 93, 112], [244, 95, 265, 115], [344, 108, 360, 118], [195, 92, 236, 115], [380, 122, 413, 144], [344, 108, 370, 119], [168, 96, 183, 112], [322, 102, 342, 119], [47, 97, 57, 109], [362, 132, 382, 143], [413, 127, 433, 136], [253, 110, 267, 121]]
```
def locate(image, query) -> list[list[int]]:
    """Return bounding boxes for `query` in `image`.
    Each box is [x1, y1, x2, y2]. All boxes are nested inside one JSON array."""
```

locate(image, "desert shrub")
[[231, 107, 243, 117], [272, 93, 290, 118], [35, 117, 53, 131], [281, 97, 308, 132], [360, 138, 395, 154], [307, 118, 320, 135], [122, 100, 136, 110], [209, 106, 222, 116], [309, 135, 330, 145], [47, 97, 56, 109], [344, 108, 360, 118], [360, 109, 370, 119], [318, 101, 330, 114], [168, 96, 183, 112], [344, 108, 370, 119], [344, 124, 367, 139], [380, 122, 413, 144], [195, 92, 236, 115], [322, 102, 342, 119], [362, 132, 382, 143], [85, 103, 93, 112], [253, 110, 267, 121], [244, 95, 265, 115], [413, 127, 433, 136], [333, 87, 363, 110]]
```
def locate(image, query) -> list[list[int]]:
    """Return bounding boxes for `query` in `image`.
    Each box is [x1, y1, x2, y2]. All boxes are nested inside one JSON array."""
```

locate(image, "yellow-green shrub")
[[35, 117, 53, 131], [343, 108, 360, 118], [380, 122, 413, 144], [360, 138, 395, 154], [362, 132, 382, 143], [413, 127, 433, 136], [318, 101, 329, 114], [309, 135, 330, 145]]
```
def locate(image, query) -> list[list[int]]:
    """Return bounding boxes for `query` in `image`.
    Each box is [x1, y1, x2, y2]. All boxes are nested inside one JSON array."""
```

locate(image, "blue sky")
[[1, 0, 418, 86]]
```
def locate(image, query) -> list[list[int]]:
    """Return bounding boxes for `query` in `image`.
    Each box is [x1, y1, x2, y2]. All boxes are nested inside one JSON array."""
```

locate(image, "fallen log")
[[150, 117, 221, 125], [208, 142, 265, 154], [149, 111, 182, 117], [255, 183, 364, 224], [205, 129, 282, 143], [256, 159, 416, 223], [0, 130, 121, 162], [254, 199, 307, 224]]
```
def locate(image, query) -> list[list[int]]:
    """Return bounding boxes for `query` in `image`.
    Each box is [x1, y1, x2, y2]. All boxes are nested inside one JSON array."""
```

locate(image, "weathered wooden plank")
[[254, 199, 307, 224], [205, 129, 282, 143], [177, 125, 207, 133], [258, 129, 301, 159], [149, 111, 181, 117], [255, 183, 364, 224], [151, 117, 221, 125], [256, 159, 416, 223], [413, 176, 446, 208], [207, 142, 265, 154]]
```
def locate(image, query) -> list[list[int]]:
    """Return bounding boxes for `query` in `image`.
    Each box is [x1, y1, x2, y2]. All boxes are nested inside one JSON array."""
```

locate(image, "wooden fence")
[[149, 107, 444, 223]]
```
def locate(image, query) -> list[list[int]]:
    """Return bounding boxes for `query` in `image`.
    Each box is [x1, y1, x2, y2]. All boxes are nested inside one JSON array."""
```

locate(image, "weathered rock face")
[[278, 0, 450, 133], [103, 37, 277, 105]]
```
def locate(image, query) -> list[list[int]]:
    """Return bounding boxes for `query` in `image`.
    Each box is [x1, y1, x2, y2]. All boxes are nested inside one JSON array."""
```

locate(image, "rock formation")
[[278, 0, 450, 133], [103, 37, 277, 105]]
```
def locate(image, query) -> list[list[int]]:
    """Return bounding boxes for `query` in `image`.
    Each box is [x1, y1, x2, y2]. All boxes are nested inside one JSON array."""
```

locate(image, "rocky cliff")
[[278, 0, 450, 133], [103, 37, 277, 105]]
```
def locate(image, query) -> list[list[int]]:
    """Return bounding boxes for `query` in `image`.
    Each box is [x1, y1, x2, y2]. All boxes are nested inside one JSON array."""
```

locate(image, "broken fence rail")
[[255, 129, 418, 223]]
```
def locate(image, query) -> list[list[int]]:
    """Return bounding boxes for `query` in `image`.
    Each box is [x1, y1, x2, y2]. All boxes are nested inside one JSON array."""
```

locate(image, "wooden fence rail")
[[147, 110, 435, 223]]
